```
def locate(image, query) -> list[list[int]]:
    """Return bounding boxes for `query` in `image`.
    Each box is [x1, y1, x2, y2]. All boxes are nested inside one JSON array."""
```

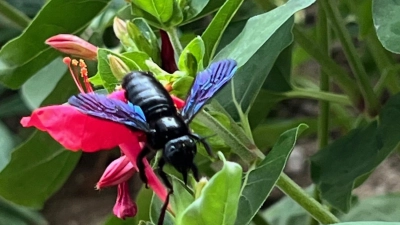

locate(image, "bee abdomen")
[[122, 71, 176, 121]]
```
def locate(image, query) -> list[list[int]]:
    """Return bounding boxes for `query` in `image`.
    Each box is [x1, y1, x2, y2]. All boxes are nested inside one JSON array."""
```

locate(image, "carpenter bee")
[[68, 59, 237, 224]]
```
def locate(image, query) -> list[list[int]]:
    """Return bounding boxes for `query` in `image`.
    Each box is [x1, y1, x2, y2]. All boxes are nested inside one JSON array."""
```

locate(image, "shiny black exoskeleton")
[[122, 71, 209, 189], [68, 59, 237, 225]]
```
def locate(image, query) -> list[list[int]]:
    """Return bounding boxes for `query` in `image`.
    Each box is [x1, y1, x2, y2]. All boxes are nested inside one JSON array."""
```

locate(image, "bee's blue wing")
[[68, 93, 151, 132], [181, 59, 238, 123]]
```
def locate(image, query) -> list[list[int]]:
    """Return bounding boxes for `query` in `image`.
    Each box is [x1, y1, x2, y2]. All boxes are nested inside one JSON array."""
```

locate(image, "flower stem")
[[319, 0, 380, 116], [284, 88, 351, 106], [311, 2, 330, 224], [0, 0, 31, 29], [166, 27, 183, 57], [276, 173, 340, 224], [292, 26, 363, 110]]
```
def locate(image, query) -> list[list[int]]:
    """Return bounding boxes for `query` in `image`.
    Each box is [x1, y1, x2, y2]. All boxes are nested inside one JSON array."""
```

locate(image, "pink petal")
[[119, 138, 168, 202], [21, 105, 137, 152], [46, 34, 98, 60], [113, 181, 137, 219], [96, 155, 136, 189], [171, 95, 185, 109]]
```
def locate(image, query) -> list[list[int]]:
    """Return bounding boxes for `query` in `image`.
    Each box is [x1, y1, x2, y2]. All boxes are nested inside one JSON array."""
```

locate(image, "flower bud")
[[194, 177, 208, 200], [96, 155, 136, 189], [45, 34, 97, 60], [113, 181, 137, 219], [108, 55, 130, 81]]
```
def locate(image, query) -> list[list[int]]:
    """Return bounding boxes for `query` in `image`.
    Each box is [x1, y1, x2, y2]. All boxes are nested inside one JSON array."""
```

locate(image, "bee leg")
[[137, 146, 151, 188], [191, 163, 199, 181], [190, 133, 214, 157], [157, 158, 174, 225], [157, 158, 173, 190]]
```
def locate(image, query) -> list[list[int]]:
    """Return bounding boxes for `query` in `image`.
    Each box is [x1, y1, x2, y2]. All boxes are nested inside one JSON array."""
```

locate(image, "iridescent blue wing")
[[181, 59, 238, 123], [68, 93, 151, 132]]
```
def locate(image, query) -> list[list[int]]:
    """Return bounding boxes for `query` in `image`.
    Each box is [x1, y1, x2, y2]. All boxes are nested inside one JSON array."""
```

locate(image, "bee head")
[[164, 135, 198, 184]]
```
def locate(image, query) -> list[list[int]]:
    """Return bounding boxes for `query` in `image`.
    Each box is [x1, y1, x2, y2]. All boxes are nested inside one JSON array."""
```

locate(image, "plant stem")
[[285, 88, 351, 106], [0, 0, 31, 29], [319, 0, 380, 116], [276, 174, 340, 224], [166, 27, 183, 57], [311, 2, 330, 225], [292, 26, 363, 109]]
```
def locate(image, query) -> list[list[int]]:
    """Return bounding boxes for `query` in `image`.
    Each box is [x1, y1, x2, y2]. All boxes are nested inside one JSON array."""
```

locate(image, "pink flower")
[[46, 34, 98, 60], [113, 181, 137, 219], [20, 57, 182, 219]]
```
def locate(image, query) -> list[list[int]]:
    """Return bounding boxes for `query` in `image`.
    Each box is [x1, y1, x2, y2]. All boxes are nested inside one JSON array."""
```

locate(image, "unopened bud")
[[96, 156, 136, 189], [194, 177, 208, 199], [45, 34, 98, 60], [108, 55, 130, 81]]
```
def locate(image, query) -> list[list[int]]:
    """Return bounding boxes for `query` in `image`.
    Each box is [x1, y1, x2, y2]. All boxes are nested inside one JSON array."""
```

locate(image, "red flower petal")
[[119, 138, 168, 202], [21, 105, 136, 152], [113, 181, 137, 219], [171, 95, 185, 109]]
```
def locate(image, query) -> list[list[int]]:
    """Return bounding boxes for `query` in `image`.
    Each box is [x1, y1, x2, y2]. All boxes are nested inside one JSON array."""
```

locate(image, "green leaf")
[[21, 57, 66, 110], [150, 193, 174, 225], [181, 0, 209, 20], [201, 0, 244, 65], [127, 18, 160, 63], [122, 51, 151, 70], [235, 124, 308, 225], [170, 178, 194, 223], [0, 71, 80, 208], [263, 186, 312, 225], [132, 0, 174, 23], [372, 0, 400, 53], [0, 121, 15, 171], [178, 36, 205, 76], [0, 196, 47, 225], [215, 18, 293, 120], [180, 152, 242, 225], [213, 0, 315, 66], [330, 223, 400, 225], [341, 194, 400, 222], [0, 131, 81, 208], [97, 48, 140, 92], [0, 0, 110, 89], [311, 93, 400, 212]]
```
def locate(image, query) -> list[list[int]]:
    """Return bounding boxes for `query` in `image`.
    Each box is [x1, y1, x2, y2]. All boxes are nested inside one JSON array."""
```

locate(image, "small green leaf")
[[127, 19, 160, 63], [178, 36, 205, 76], [122, 51, 151, 70], [132, 0, 174, 23], [0, 122, 15, 172], [180, 0, 209, 20], [97, 48, 140, 92], [235, 124, 308, 225], [179, 152, 242, 225], [171, 75, 194, 99], [0, 0, 110, 89], [373, 0, 400, 53], [311, 93, 400, 212], [202, 0, 244, 65]]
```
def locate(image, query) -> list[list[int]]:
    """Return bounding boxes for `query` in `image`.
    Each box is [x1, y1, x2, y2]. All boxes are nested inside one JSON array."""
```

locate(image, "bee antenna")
[[189, 134, 214, 158]]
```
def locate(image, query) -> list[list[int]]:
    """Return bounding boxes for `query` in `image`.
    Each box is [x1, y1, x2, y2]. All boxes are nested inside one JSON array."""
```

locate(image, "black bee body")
[[68, 59, 238, 225], [122, 71, 200, 189]]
